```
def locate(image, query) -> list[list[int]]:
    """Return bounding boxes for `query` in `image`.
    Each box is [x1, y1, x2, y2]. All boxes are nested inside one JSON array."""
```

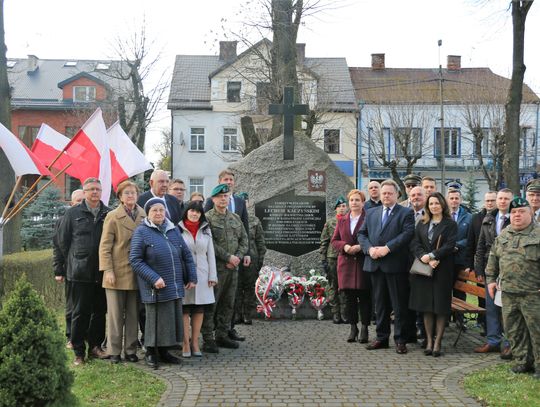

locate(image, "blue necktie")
[[382, 207, 390, 227]]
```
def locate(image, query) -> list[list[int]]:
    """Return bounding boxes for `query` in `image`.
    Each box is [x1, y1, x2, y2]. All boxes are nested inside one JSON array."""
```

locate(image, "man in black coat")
[[137, 170, 183, 225], [358, 179, 415, 354], [57, 178, 110, 366]]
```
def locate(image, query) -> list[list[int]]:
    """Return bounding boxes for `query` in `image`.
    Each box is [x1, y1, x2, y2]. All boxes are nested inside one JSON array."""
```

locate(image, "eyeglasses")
[[84, 187, 102, 192], [171, 188, 186, 192], [122, 190, 137, 196]]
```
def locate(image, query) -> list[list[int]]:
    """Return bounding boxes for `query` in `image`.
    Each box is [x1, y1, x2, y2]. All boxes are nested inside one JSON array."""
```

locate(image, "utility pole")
[[438, 39, 446, 195]]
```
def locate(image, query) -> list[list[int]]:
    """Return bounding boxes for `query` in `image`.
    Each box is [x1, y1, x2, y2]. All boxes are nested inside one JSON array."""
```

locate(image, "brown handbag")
[[409, 235, 442, 277]]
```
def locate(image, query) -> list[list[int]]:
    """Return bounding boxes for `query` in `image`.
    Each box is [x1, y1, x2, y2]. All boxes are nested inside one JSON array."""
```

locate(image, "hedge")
[[0, 249, 64, 311]]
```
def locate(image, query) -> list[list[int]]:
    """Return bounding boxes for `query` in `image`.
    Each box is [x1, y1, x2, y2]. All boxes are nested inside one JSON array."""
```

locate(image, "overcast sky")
[[4, 0, 540, 157]]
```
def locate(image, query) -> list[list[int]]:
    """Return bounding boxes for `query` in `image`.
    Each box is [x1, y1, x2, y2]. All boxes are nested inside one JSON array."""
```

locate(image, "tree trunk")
[[0, 0, 21, 254], [241, 116, 260, 155], [503, 1, 533, 194]]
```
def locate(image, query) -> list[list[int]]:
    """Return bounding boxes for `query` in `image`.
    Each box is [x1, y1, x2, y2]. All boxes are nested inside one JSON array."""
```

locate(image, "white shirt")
[[496, 212, 509, 236], [350, 213, 361, 235]]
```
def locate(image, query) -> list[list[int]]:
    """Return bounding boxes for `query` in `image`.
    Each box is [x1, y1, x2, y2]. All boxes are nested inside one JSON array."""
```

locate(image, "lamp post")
[[438, 39, 446, 195], [357, 100, 365, 189]]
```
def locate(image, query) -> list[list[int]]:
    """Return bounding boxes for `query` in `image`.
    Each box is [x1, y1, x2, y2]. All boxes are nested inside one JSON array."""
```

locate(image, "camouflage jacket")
[[485, 222, 540, 294], [248, 214, 266, 262], [320, 217, 338, 260], [206, 209, 249, 270]]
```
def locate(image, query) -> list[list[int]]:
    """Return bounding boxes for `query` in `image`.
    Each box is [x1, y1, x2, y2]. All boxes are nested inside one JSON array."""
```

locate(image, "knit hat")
[[144, 197, 166, 215]]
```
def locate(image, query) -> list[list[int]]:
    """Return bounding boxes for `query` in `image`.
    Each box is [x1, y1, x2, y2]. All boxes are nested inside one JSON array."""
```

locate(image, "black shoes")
[[333, 314, 342, 324], [159, 351, 182, 364], [512, 363, 535, 374], [228, 329, 245, 341], [347, 325, 359, 342], [395, 343, 408, 354], [124, 353, 139, 363], [216, 337, 240, 349], [243, 317, 253, 325], [145, 353, 157, 368], [110, 355, 121, 364], [202, 340, 219, 353]]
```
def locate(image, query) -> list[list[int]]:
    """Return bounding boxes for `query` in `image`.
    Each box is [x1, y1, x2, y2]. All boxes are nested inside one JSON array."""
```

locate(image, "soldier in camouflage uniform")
[[234, 193, 267, 325], [201, 184, 249, 352], [485, 197, 540, 379], [320, 196, 348, 324]]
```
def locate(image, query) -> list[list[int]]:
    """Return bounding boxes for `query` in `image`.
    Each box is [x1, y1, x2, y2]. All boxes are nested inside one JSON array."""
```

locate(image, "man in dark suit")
[[137, 170, 183, 225], [358, 179, 415, 354], [203, 169, 250, 344]]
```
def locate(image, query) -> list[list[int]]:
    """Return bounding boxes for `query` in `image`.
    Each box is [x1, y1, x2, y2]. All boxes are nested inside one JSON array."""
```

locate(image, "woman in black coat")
[[409, 192, 457, 357]]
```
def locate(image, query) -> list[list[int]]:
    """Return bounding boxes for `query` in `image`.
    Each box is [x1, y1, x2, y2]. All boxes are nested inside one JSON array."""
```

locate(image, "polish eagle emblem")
[[310, 172, 324, 189]]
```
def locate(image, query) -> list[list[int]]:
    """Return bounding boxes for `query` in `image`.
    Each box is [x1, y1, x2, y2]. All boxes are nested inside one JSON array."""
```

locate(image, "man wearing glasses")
[[399, 174, 422, 208], [57, 178, 110, 366], [169, 178, 187, 215]]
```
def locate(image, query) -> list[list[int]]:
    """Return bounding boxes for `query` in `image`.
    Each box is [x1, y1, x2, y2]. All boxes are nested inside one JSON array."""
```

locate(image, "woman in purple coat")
[[331, 189, 372, 343]]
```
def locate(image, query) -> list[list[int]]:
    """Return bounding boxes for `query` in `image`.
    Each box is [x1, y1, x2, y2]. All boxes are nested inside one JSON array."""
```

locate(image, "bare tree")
[[153, 128, 172, 172], [503, 0, 534, 193], [362, 104, 436, 195], [104, 24, 169, 152], [0, 0, 21, 254]]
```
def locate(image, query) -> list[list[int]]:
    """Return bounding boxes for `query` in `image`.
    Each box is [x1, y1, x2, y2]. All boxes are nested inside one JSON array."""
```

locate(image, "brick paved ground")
[[136, 319, 502, 407]]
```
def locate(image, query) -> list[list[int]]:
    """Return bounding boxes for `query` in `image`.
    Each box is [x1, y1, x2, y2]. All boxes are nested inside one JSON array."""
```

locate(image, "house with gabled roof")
[[350, 53, 540, 194], [168, 40, 358, 196], [7, 55, 132, 197]]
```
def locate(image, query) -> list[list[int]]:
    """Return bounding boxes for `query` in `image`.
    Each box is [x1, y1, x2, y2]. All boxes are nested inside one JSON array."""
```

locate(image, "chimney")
[[219, 41, 238, 62], [296, 43, 305, 65], [27, 54, 39, 74], [371, 53, 385, 70], [447, 55, 461, 71]]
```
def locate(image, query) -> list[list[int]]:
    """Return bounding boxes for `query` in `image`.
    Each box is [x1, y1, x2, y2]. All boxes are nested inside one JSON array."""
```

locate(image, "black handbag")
[[410, 235, 441, 277]]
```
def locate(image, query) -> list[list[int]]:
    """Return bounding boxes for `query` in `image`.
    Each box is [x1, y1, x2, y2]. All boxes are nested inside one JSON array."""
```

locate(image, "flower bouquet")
[[255, 266, 285, 319], [305, 269, 329, 320], [283, 274, 307, 319]]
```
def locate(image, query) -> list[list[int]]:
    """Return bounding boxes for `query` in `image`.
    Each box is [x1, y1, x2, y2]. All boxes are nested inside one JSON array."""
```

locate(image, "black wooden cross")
[[269, 86, 309, 160]]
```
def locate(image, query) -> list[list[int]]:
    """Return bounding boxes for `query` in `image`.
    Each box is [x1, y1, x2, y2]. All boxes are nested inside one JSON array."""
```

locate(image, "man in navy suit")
[[137, 169, 183, 225], [358, 179, 415, 354]]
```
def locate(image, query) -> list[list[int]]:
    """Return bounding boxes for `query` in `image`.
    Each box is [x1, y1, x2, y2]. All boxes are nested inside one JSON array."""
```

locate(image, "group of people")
[[321, 175, 540, 376], [54, 169, 266, 367]]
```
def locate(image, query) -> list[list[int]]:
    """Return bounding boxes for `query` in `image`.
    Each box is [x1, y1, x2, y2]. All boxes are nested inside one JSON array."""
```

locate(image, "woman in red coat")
[[331, 189, 372, 343]]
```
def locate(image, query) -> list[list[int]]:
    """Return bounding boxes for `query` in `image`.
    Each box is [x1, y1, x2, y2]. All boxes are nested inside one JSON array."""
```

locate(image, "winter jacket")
[[178, 220, 217, 305], [474, 209, 510, 277], [57, 200, 110, 283], [129, 218, 197, 303]]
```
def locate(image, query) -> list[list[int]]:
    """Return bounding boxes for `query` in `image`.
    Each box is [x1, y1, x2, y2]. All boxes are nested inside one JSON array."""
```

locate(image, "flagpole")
[[5, 163, 72, 222], [0, 176, 22, 222]]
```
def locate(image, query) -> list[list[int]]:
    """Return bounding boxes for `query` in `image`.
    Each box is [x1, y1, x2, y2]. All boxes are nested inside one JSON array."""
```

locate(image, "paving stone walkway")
[[136, 319, 502, 407]]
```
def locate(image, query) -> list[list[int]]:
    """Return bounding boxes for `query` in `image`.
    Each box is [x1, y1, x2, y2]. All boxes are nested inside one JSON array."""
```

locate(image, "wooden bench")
[[451, 269, 486, 346]]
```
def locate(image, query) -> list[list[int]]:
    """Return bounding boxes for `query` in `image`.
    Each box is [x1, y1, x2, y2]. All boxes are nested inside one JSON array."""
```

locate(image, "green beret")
[[334, 196, 347, 208], [237, 192, 249, 200], [526, 179, 540, 193], [211, 183, 230, 197], [509, 196, 530, 210], [403, 174, 422, 185]]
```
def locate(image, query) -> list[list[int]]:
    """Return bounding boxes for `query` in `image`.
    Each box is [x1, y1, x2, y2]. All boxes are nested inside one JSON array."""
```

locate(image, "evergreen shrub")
[[0, 276, 73, 407]]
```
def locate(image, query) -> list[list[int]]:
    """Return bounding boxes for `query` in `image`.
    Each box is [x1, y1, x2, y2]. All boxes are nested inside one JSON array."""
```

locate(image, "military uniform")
[[235, 214, 267, 322], [486, 221, 540, 373], [320, 216, 347, 321], [399, 174, 422, 207], [202, 208, 248, 343]]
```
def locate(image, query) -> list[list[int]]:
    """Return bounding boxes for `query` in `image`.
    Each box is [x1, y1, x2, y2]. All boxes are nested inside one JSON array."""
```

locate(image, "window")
[[434, 128, 460, 157], [227, 81, 241, 102], [18, 126, 40, 147], [394, 128, 422, 157], [324, 129, 340, 154], [223, 128, 238, 151], [64, 61, 77, 67], [473, 128, 491, 156], [73, 86, 96, 102], [189, 178, 204, 194], [95, 63, 110, 70], [190, 127, 205, 151], [520, 127, 535, 155]]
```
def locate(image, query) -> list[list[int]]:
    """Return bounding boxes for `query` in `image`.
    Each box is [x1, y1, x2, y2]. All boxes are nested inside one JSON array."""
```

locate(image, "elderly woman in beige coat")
[[99, 180, 145, 363], [178, 201, 217, 357]]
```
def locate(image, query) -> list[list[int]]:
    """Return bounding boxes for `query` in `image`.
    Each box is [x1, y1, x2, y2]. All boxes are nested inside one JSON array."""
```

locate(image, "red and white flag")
[[64, 108, 112, 204], [108, 121, 153, 190], [0, 122, 51, 177], [32, 124, 84, 180]]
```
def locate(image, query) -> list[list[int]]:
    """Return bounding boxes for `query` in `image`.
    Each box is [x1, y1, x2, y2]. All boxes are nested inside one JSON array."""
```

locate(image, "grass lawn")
[[51, 313, 166, 406], [463, 363, 540, 407]]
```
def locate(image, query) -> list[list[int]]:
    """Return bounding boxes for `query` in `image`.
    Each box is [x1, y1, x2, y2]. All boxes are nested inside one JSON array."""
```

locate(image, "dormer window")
[[7, 60, 16, 68], [96, 63, 110, 70], [73, 86, 96, 102], [64, 61, 77, 67]]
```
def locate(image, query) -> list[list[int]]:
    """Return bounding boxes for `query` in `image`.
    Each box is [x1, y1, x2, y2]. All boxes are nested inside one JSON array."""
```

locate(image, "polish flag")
[[0, 122, 51, 177], [32, 124, 83, 180], [108, 121, 153, 190], [64, 108, 112, 204]]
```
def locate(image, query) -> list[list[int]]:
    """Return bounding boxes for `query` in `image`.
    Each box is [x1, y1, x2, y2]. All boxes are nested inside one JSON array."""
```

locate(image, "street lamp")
[[357, 99, 365, 189], [438, 39, 446, 195]]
